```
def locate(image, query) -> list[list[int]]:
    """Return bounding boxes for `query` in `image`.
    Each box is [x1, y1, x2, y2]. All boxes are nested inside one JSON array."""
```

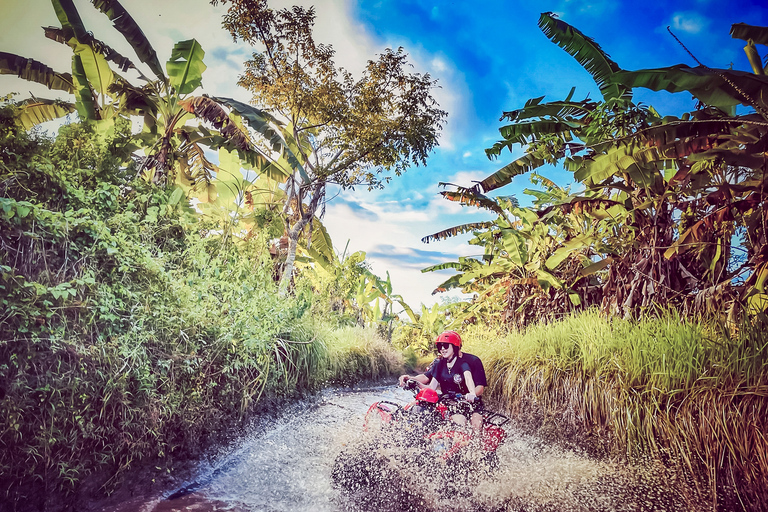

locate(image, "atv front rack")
[[482, 411, 510, 427]]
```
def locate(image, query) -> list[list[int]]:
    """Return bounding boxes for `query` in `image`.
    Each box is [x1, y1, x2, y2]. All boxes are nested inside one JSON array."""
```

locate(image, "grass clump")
[[463, 309, 768, 511]]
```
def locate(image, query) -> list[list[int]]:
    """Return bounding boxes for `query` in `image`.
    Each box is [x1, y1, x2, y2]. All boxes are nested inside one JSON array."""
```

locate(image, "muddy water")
[[103, 385, 706, 512]]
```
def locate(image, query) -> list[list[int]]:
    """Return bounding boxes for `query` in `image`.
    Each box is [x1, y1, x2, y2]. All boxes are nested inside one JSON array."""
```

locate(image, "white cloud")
[[448, 170, 488, 186], [670, 11, 710, 34], [431, 57, 448, 73]]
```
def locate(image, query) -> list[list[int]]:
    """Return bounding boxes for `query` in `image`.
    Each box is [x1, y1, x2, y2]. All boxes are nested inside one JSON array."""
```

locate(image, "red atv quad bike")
[[363, 379, 509, 466], [331, 380, 510, 497]]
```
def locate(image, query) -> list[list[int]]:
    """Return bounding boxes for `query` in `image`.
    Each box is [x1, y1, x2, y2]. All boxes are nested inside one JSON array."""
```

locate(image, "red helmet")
[[415, 388, 439, 404], [435, 330, 461, 349]]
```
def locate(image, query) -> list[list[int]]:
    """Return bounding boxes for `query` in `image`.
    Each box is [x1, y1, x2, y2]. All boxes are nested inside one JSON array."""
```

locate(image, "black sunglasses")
[[437, 343, 452, 350]]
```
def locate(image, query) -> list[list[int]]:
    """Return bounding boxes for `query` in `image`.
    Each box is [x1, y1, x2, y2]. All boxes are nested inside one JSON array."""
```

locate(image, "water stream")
[[100, 385, 706, 512]]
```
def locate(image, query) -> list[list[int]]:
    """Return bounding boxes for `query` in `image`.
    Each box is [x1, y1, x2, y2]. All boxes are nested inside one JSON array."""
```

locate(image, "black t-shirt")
[[460, 352, 487, 387], [425, 353, 486, 387], [429, 357, 472, 395]]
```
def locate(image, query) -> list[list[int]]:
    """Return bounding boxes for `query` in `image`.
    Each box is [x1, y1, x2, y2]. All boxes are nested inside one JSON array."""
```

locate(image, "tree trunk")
[[277, 182, 325, 296], [278, 221, 304, 297]]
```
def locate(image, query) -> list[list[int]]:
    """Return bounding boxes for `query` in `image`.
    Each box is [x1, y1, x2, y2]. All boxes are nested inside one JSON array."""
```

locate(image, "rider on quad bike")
[[401, 331, 486, 438]]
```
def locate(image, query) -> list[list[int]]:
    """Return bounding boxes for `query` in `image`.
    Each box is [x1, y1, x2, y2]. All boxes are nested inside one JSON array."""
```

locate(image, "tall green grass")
[[462, 310, 768, 511]]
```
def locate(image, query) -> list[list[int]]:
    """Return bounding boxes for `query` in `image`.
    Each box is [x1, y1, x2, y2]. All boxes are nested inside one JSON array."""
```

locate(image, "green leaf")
[[73, 42, 114, 95], [13, 99, 76, 130], [500, 230, 528, 267], [44, 25, 137, 73], [306, 220, 335, 269], [15, 205, 31, 218], [421, 221, 494, 244], [213, 96, 310, 183], [51, 0, 89, 43], [579, 256, 613, 276], [536, 268, 563, 291], [500, 95, 595, 123], [90, 0, 166, 80], [168, 186, 184, 206], [730, 23, 768, 45], [0, 52, 75, 93], [475, 153, 546, 194], [611, 66, 768, 112], [538, 12, 629, 101], [166, 39, 206, 95], [71, 54, 98, 120]]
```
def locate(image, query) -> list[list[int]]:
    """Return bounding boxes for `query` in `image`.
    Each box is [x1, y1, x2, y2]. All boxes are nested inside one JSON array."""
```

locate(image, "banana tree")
[[422, 177, 603, 327], [0, 0, 301, 193], [448, 12, 763, 320], [603, 23, 768, 316]]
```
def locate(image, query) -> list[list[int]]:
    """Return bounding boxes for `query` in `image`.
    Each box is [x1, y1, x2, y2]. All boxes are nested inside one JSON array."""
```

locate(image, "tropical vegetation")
[[0, 0, 438, 509], [420, 12, 768, 511], [3, 1, 768, 511], [425, 13, 768, 329]]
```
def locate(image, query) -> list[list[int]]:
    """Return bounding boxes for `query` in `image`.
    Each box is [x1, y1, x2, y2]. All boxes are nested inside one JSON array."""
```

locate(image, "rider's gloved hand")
[[464, 392, 477, 403]]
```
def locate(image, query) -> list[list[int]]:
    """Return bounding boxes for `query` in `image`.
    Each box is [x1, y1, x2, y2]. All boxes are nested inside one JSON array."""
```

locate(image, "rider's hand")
[[398, 375, 409, 387], [465, 392, 477, 403]]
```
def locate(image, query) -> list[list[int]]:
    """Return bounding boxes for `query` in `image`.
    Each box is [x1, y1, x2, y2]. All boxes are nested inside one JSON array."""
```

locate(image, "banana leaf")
[[44, 26, 135, 73], [730, 23, 768, 45], [421, 222, 494, 244], [13, 98, 76, 129], [473, 153, 546, 194], [0, 52, 74, 93], [167, 40, 206, 95], [90, 0, 166, 81], [538, 12, 629, 101], [579, 256, 614, 277], [306, 219, 335, 269], [611, 65, 768, 112], [213, 96, 310, 183], [497, 120, 579, 146], [439, 190, 504, 214], [52, 0, 89, 42], [73, 42, 114, 96], [500, 91, 596, 122], [71, 54, 98, 120]]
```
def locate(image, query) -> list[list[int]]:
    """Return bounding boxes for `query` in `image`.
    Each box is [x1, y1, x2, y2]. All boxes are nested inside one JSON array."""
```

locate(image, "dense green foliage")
[[0, 108, 403, 510], [464, 311, 768, 510], [425, 14, 768, 328]]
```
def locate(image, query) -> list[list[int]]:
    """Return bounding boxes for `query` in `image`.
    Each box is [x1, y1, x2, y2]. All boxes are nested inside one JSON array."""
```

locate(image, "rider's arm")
[[398, 373, 430, 388], [463, 369, 479, 403]]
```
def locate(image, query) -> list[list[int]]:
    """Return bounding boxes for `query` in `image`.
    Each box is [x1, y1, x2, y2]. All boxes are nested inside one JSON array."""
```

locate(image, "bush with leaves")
[[0, 108, 403, 510]]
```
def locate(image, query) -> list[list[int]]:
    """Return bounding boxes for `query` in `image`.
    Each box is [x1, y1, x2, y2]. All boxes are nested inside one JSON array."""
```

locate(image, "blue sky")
[[2, 0, 767, 309]]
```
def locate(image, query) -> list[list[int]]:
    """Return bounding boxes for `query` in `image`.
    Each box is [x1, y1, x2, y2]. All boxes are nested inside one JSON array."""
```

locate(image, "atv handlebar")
[[402, 380, 473, 403], [438, 391, 467, 403]]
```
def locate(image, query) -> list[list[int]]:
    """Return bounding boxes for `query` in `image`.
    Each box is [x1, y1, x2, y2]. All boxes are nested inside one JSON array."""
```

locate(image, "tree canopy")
[[212, 0, 447, 293]]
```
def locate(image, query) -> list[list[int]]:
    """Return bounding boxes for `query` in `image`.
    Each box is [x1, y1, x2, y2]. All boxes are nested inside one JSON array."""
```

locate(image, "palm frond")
[[538, 12, 629, 101], [0, 52, 75, 93], [90, 0, 166, 80], [421, 222, 494, 244]]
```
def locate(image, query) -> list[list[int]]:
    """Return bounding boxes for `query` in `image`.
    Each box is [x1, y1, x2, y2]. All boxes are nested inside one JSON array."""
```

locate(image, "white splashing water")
[[107, 386, 708, 512]]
